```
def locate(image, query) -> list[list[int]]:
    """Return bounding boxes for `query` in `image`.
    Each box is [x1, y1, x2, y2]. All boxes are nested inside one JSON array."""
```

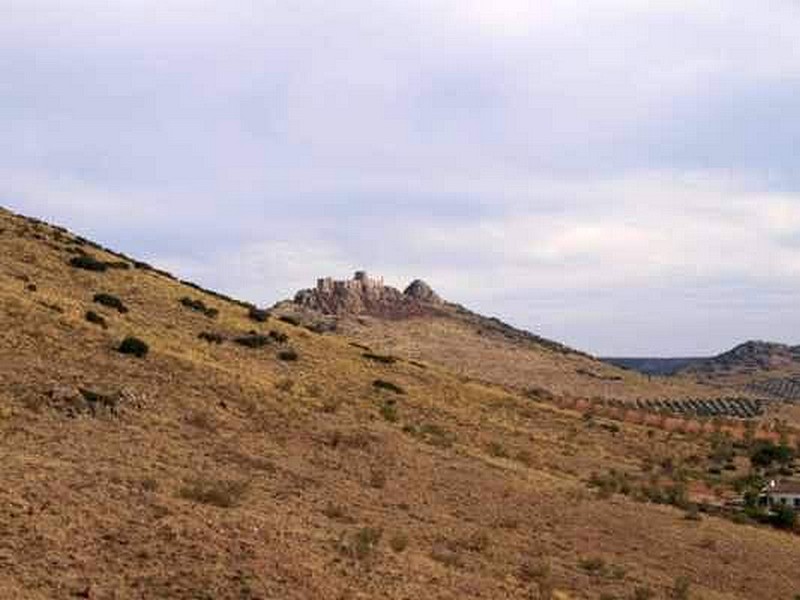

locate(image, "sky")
[[2, 1, 800, 356]]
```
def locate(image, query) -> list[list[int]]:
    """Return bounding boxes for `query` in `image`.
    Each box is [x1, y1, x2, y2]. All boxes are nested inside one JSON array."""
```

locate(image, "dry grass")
[[1, 206, 800, 599]]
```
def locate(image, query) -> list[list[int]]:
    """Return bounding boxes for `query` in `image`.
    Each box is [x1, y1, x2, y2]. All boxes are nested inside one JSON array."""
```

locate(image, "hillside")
[[674, 342, 800, 401], [2, 206, 800, 600], [602, 358, 704, 377], [275, 273, 739, 403]]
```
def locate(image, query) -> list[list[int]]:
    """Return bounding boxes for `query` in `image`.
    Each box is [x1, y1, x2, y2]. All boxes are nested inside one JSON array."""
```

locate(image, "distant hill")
[[602, 357, 705, 376], [274, 272, 729, 402]]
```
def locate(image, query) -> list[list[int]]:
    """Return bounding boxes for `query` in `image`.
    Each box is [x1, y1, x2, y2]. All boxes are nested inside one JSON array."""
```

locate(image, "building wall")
[[768, 493, 800, 509]]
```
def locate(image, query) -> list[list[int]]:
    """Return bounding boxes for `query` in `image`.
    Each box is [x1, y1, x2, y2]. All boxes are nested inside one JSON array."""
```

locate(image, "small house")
[[762, 480, 800, 509]]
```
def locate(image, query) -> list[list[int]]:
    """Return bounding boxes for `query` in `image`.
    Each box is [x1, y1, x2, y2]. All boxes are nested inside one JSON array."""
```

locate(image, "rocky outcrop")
[[292, 271, 444, 318]]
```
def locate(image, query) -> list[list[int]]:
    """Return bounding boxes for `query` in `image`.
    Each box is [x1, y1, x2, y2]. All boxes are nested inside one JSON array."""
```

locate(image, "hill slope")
[[275, 272, 733, 402], [2, 206, 800, 600]]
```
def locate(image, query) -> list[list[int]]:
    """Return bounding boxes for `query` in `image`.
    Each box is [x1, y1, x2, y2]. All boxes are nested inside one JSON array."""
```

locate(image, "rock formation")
[[293, 271, 443, 318]]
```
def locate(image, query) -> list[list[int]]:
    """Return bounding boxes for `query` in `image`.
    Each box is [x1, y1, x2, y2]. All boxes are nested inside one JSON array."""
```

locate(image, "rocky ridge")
[[292, 271, 443, 318]]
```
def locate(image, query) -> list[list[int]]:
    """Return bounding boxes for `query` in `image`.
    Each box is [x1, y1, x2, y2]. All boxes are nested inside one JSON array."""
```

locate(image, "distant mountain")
[[603, 357, 705, 376], [680, 341, 800, 377]]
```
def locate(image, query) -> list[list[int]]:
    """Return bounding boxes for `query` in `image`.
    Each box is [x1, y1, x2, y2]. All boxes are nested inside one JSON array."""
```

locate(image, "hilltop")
[[275, 272, 735, 403], [2, 206, 800, 599]]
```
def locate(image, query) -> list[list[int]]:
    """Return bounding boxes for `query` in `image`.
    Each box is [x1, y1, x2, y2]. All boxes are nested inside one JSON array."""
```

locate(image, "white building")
[[763, 480, 800, 509]]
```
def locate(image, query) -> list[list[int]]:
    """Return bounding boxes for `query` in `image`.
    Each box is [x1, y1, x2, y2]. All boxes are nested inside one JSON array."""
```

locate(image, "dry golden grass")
[[337, 313, 740, 402], [1, 207, 800, 600]]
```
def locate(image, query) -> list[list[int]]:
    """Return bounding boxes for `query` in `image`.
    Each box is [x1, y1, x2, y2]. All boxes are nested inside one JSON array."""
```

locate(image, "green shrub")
[[93, 292, 128, 313], [389, 532, 409, 553], [278, 349, 299, 361], [180, 296, 219, 318], [178, 478, 249, 508], [278, 314, 300, 326], [248, 306, 269, 322], [487, 441, 509, 458], [234, 333, 270, 348], [338, 527, 383, 560], [269, 330, 289, 343], [579, 556, 606, 574], [85, 310, 107, 328], [380, 399, 398, 422], [363, 352, 398, 364], [671, 576, 691, 600], [198, 331, 224, 344], [118, 336, 149, 358], [373, 379, 405, 394], [69, 254, 108, 272]]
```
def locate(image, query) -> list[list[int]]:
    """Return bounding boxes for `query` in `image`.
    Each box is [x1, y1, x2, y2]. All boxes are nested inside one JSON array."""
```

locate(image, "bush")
[[277, 349, 299, 362], [85, 310, 107, 328], [234, 334, 270, 348], [69, 254, 108, 272], [118, 336, 149, 358], [278, 314, 300, 326], [770, 504, 797, 530], [363, 352, 398, 364], [380, 399, 398, 422], [179, 478, 249, 508], [93, 292, 128, 313], [269, 330, 289, 343], [248, 307, 269, 322], [671, 576, 691, 600], [373, 379, 405, 394], [338, 527, 383, 560], [179, 296, 219, 318], [389, 532, 409, 553], [487, 441, 509, 458], [198, 331, 224, 344]]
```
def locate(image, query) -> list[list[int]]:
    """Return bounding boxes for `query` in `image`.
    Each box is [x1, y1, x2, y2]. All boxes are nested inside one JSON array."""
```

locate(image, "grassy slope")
[[1, 207, 800, 600], [336, 315, 732, 402]]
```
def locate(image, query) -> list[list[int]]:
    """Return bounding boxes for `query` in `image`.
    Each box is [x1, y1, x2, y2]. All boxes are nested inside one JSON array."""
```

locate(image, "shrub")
[[69, 254, 108, 272], [234, 334, 270, 348], [322, 502, 353, 522], [178, 478, 249, 508], [633, 586, 656, 600], [198, 331, 224, 344], [579, 556, 606, 575], [487, 441, 509, 458], [373, 379, 405, 394], [248, 307, 269, 322], [269, 330, 289, 343], [369, 469, 387, 489], [93, 292, 128, 313], [278, 314, 300, 326], [85, 310, 107, 328], [671, 576, 691, 600], [380, 399, 398, 422], [105, 260, 130, 270], [338, 527, 382, 560], [278, 349, 299, 362], [363, 352, 398, 364], [389, 532, 409, 553], [179, 296, 219, 318], [770, 504, 797, 530], [118, 336, 149, 358]]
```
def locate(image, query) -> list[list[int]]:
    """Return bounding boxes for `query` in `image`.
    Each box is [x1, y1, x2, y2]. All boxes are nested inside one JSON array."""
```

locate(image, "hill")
[[2, 206, 800, 599], [274, 272, 738, 403], [602, 357, 705, 376]]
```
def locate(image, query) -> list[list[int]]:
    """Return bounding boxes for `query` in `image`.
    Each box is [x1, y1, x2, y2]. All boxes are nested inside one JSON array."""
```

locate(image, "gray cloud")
[[2, 1, 800, 355]]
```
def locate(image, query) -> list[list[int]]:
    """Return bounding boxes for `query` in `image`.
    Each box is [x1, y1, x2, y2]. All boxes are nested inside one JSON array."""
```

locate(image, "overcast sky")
[[3, 1, 800, 356]]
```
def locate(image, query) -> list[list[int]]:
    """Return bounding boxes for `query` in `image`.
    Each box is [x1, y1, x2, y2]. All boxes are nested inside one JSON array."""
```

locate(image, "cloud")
[[2, 1, 800, 355]]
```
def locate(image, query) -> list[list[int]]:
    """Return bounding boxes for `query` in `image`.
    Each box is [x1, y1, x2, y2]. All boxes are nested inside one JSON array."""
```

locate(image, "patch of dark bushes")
[[93, 293, 128, 313], [105, 260, 130, 270], [180, 296, 219, 318], [234, 333, 270, 348], [269, 330, 289, 344], [85, 310, 108, 328], [373, 379, 405, 394], [248, 307, 270, 322], [278, 349, 299, 362], [278, 314, 300, 326], [363, 352, 398, 364], [198, 332, 224, 344], [69, 254, 108, 272], [118, 336, 149, 358]]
